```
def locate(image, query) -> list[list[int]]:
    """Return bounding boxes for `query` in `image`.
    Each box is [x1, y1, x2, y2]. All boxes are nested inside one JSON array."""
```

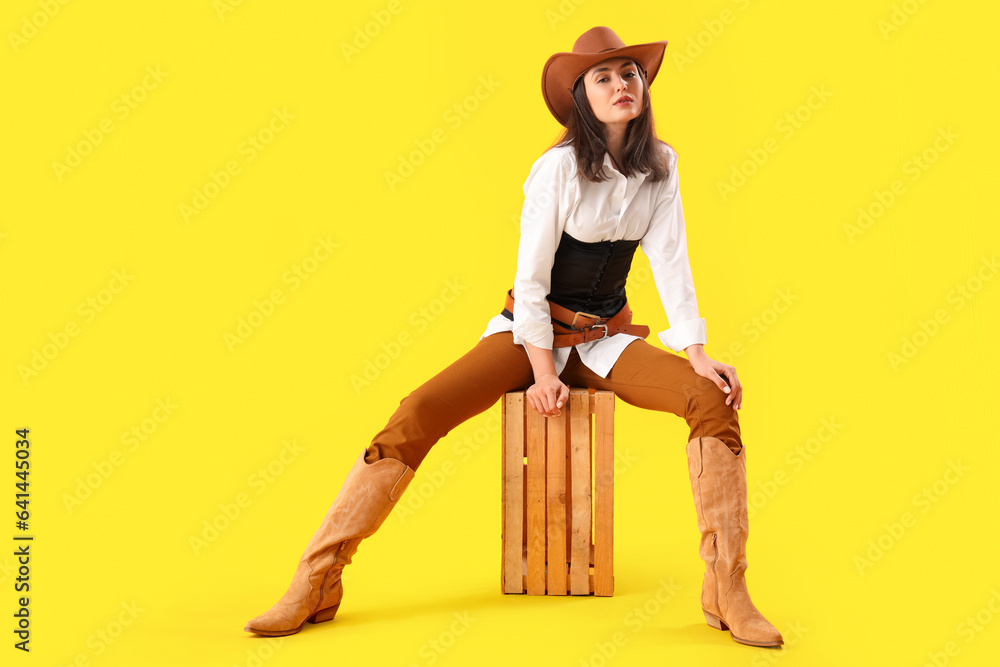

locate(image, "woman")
[[244, 26, 783, 649]]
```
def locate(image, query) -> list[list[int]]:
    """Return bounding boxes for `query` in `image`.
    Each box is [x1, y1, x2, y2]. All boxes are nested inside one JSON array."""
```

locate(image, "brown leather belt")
[[504, 288, 650, 348]]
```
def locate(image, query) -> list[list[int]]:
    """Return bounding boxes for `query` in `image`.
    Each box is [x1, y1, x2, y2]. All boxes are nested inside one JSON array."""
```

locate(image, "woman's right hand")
[[526, 374, 570, 417]]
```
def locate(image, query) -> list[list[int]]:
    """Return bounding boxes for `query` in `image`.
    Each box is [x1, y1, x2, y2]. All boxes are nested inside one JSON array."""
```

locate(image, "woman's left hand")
[[686, 347, 742, 410]]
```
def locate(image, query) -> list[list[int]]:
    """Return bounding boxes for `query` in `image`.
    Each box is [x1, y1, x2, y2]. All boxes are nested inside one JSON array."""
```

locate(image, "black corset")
[[502, 230, 640, 327]]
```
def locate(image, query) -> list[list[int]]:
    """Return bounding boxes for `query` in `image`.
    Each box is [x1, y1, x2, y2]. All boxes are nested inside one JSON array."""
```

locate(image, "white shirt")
[[479, 141, 706, 379]]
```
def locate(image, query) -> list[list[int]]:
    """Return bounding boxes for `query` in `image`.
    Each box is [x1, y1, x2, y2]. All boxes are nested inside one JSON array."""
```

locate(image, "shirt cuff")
[[512, 319, 553, 349], [657, 317, 706, 353]]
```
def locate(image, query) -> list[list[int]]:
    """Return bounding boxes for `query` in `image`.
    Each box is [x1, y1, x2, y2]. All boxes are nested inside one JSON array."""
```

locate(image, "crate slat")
[[569, 390, 592, 595], [525, 405, 547, 595], [501, 393, 524, 594], [593, 391, 615, 597], [546, 407, 568, 595]]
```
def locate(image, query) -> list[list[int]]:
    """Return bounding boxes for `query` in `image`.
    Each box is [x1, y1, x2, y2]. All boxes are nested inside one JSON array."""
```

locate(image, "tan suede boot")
[[244, 450, 415, 636], [686, 436, 783, 647]]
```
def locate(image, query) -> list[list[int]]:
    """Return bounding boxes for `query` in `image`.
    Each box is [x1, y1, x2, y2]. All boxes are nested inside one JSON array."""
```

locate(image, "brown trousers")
[[364, 331, 741, 471]]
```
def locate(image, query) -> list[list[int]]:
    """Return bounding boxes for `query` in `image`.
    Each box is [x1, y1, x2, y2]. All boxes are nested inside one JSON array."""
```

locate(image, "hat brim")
[[541, 41, 668, 127]]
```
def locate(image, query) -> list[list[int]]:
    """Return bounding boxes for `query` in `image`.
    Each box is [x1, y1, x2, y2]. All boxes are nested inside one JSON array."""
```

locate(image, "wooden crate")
[[501, 387, 614, 596]]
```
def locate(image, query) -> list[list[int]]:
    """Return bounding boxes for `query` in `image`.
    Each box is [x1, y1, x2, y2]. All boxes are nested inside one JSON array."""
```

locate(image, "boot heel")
[[307, 603, 341, 625], [703, 610, 728, 631]]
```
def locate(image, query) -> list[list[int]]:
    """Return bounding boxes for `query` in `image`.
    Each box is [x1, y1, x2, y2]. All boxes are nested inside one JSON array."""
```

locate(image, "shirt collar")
[[603, 152, 650, 184]]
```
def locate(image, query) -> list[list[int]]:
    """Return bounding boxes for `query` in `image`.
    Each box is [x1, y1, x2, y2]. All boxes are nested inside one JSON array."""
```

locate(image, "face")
[[582, 57, 644, 126]]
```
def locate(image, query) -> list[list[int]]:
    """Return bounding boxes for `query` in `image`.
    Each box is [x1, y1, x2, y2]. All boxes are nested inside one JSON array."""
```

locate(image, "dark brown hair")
[[548, 58, 672, 183]]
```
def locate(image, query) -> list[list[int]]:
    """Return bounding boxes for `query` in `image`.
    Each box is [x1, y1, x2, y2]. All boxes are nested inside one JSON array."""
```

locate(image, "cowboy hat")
[[541, 26, 668, 127]]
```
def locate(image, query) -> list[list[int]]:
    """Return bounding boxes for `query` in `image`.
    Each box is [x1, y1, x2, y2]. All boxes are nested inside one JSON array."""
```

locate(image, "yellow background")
[[2, 0, 998, 665]]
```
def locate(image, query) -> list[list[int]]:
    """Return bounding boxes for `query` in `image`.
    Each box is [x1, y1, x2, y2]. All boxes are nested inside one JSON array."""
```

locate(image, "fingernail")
[[724, 386, 730, 393]]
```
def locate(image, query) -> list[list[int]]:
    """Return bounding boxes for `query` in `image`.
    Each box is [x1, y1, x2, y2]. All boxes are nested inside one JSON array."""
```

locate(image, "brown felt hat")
[[541, 26, 668, 127]]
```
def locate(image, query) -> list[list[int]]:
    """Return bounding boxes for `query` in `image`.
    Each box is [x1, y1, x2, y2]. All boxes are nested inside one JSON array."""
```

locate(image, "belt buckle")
[[590, 323, 609, 340], [570, 310, 602, 329]]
